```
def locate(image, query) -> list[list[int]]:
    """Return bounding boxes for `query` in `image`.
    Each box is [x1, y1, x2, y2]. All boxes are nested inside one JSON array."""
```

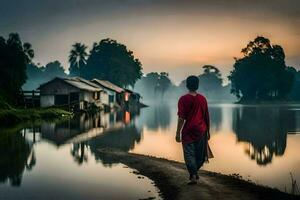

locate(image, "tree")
[[0, 33, 34, 104], [287, 67, 300, 101], [134, 72, 173, 101], [229, 36, 294, 101], [155, 72, 172, 100], [22, 63, 44, 90], [68, 43, 88, 77], [134, 72, 160, 100], [44, 60, 66, 79], [198, 65, 223, 98], [82, 38, 142, 87], [23, 61, 67, 90]]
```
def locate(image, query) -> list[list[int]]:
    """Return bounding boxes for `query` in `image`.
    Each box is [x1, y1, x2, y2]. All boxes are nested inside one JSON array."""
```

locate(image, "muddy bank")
[[97, 149, 298, 200]]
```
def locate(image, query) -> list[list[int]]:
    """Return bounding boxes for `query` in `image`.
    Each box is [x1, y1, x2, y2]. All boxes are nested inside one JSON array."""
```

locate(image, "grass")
[[0, 96, 72, 127], [0, 107, 72, 127]]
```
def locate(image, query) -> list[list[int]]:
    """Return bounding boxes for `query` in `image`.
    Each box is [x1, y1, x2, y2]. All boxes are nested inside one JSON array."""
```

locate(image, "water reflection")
[[71, 142, 88, 165], [233, 106, 299, 165], [0, 104, 299, 194], [0, 130, 35, 186], [140, 104, 171, 131], [89, 125, 142, 166], [209, 106, 222, 133], [39, 111, 135, 147]]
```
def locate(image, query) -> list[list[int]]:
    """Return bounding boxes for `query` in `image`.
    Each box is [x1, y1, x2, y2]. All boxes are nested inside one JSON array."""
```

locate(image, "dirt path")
[[97, 149, 298, 200]]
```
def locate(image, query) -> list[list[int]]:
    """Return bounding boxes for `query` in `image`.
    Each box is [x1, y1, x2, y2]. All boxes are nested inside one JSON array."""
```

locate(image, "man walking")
[[176, 75, 210, 184]]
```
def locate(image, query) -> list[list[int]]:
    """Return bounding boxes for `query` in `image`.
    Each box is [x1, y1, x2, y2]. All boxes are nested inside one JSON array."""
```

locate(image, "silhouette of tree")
[[69, 43, 88, 77], [198, 65, 223, 99], [0, 33, 34, 104], [82, 38, 142, 87], [288, 67, 300, 101], [177, 65, 235, 101], [22, 63, 45, 90], [23, 61, 67, 90], [44, 60, 66, 78], [134, 72, 160, 100], [155, 72, 172, 100], [229, 36, 294, 102]]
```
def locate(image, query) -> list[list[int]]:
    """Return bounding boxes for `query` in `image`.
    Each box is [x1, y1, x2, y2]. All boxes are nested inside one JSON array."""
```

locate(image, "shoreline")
[[97, 149, 298, 200], [0, 107, 72, 127]]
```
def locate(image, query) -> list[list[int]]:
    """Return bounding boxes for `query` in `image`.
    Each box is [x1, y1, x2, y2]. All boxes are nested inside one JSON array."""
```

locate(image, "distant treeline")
[[134, 67, 235, 103], [1, 33, 300, 106], [136, 36, 300, 103]]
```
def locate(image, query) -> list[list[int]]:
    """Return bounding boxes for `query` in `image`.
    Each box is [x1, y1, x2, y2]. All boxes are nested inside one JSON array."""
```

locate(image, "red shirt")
[[177, 93, 210, 144]]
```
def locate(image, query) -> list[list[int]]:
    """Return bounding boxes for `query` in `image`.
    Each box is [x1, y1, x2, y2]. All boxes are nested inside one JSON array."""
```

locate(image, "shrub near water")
[[0, 97, 72, 127]]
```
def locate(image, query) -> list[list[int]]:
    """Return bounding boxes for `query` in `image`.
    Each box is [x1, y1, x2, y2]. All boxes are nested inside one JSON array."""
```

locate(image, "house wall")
[[40, 79, 80, 108], [105, 89, 116, 102], [40, 95, 55, 107], [82, 91, 93, 102], [81, 91, 102, 108], [100, 91, 109, 105]]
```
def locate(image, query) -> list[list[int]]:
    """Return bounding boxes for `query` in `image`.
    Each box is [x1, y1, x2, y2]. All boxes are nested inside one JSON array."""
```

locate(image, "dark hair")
[[186, 76, 199, 91]]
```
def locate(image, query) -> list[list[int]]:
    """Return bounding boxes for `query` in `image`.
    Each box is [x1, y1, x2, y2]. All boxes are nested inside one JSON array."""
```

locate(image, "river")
[[0, 103, 299, 198]]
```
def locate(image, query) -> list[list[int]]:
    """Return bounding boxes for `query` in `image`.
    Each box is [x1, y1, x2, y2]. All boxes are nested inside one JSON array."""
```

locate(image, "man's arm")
[[176, 117, 185, 142]]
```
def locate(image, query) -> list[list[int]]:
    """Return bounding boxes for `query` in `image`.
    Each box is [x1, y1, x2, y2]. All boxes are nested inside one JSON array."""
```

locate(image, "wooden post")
[[33, 128, 36, 143], [32, 90, 35, 108], [68, 93, 71, 112]]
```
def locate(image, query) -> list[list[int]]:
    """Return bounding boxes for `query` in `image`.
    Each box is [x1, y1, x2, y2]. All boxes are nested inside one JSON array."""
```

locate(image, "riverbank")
[[97, 149, 298, 200], [0, 106, 72, 127]]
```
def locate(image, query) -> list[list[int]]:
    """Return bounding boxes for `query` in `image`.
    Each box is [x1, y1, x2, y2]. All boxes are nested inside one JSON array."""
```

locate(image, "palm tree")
[[68, 43, 88, 77]]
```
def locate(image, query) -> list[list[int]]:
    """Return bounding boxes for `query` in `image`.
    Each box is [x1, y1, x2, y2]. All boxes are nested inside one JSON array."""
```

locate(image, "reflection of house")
[[123, 89, 141, 110], [88, 125, 142, 166], [40, 114, 104, 146], [40, 112, 128, 146], [91, 79, 124, 108], [38, 77, 103, 110]]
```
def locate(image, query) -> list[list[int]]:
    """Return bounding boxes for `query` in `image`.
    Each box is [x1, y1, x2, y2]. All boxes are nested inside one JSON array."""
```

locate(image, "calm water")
[[0, 113, 161, 200], [132, 103, 300, 193], [0, 103, 300, 198]]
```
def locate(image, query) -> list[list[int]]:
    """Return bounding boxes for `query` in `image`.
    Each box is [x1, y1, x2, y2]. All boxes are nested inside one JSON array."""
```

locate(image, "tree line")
[[136, 36, 300, 103], [134, 65, 234, 103], [1, 33, 300, 106], [24, 38, 142, 91]]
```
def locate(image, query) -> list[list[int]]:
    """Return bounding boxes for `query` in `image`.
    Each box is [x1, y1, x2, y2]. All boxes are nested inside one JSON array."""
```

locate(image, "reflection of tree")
[[0, 132, 35, 186], [208, 106, 222, 132], [71, 142, 88, 165], [233, 107, 297, 165], [88, 125, 142, 166], [143, 105, 171, 131]]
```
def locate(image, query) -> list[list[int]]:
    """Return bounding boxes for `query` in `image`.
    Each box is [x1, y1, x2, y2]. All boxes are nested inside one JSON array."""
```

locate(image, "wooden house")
[[38, 77, 105, 110], [91, 79, 125, 108]]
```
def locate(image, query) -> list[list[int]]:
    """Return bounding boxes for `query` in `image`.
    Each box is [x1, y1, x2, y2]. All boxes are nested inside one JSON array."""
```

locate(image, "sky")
[[1, 0, 300, 84]]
